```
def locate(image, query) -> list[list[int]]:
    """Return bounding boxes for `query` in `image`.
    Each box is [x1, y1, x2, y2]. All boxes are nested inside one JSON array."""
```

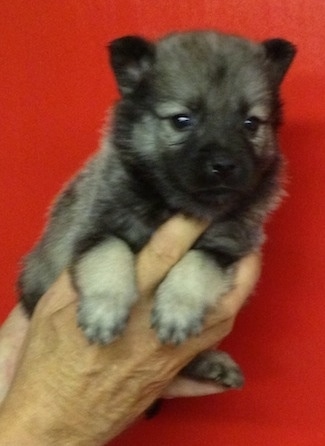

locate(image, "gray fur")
[[19, 31, 295, 387]]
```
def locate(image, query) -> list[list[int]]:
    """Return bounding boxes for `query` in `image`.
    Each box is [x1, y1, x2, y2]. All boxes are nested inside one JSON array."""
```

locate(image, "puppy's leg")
[[19, 249, 56, 315], [72, 237, 137, 344], [182, 350, 244, 389], [151, 250, 233, 344]]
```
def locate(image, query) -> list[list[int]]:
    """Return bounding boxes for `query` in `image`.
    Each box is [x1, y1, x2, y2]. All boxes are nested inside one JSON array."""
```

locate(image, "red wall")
[[1, 1, 325, 445]]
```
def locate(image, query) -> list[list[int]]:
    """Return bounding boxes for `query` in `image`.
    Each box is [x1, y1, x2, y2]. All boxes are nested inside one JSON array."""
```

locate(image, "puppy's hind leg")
[[72, 236, 137, 344], [182, 350, 244, 389]]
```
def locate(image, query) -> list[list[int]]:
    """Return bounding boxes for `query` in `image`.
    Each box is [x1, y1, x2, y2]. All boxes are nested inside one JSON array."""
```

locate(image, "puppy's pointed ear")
[[262, 38, 297, 86], [108, 36, 155, 95]]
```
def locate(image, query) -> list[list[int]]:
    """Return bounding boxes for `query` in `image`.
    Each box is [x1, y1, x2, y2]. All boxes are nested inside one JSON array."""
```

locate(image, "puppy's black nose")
[[212, 158, 238, 178], [210, 156, 240, 182]]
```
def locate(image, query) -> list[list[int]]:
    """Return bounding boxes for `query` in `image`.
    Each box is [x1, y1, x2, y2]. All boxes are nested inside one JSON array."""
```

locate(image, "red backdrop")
[[1, 1, 325, 445]]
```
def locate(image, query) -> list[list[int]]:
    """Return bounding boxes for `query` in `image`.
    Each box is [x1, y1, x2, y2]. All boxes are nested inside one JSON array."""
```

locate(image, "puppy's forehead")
[[153, 32, 270, 110]]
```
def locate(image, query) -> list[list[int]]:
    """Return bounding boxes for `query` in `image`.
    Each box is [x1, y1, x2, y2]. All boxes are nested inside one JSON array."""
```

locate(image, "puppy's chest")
[[195, 219, 262, 264], [99, 199, 173, 253], [99, 196, 258, 261]]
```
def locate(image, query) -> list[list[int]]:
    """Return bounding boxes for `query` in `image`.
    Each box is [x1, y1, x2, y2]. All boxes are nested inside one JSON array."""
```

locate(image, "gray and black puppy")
[[19, 31, 296, 388]]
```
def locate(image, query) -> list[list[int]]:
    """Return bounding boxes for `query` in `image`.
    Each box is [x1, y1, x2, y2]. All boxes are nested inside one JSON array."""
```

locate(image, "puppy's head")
[[109, 31, 296, 217]]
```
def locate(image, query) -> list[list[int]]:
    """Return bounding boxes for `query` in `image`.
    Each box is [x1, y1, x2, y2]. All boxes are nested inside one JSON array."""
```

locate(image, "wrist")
[[0, 396, 85, 446], [0, 392, 107, 446], [0, 406, 46, 445]]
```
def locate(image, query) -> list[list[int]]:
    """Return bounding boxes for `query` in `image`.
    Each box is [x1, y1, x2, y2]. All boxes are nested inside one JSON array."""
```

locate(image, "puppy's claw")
[[151, 309, 204, 345], [77, 305, 129, 344]]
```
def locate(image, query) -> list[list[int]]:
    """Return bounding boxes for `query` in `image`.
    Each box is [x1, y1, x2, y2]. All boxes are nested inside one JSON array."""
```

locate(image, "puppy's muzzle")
[[203, 150, 250, 189], [209, 155, 240, 182]]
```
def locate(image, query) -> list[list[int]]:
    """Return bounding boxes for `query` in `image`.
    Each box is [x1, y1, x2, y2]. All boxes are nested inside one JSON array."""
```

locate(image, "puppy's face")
[[110, 32, 295, 216]]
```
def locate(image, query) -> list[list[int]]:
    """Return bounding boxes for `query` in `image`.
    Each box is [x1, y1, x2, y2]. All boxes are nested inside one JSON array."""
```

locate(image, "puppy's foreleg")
[[72, 237, 137, 344], [151, 250, 234, 344]]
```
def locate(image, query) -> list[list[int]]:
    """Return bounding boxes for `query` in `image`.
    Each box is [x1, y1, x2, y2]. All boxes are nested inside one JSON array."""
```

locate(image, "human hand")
[[0, 215, 215, 404], [0, 215, 260, 445]]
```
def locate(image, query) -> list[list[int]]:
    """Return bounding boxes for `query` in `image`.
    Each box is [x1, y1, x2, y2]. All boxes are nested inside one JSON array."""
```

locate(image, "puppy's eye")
[[244, 116, 262, 133], [170, 114, 194, 130]]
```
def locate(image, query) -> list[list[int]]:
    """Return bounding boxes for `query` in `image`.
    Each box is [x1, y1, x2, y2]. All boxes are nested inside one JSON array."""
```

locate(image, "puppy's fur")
[[19, 31, 296, 387]]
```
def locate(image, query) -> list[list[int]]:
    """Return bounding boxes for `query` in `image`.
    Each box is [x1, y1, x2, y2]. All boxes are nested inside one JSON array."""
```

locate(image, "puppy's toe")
[[77, 298, 130, 344], [182, 350, 244, 389], [151, 307, 204, 345], [79, 316, 128, 344]]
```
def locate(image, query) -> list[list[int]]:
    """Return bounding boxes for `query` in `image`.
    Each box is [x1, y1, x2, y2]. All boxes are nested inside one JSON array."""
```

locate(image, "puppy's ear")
[[262, 39, 296, 86], [108, 36, 155, 95]]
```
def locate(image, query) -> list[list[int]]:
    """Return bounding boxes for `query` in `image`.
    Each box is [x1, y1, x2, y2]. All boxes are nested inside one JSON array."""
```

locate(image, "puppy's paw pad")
[[183, 350, 244, 389]]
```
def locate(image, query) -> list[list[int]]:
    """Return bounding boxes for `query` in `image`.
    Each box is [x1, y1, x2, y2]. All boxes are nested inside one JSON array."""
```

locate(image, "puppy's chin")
[[187, 188, 246, 217], [154, 169, 250, 218], [192, 188, 242, 205], [162, 184, 243, 219]]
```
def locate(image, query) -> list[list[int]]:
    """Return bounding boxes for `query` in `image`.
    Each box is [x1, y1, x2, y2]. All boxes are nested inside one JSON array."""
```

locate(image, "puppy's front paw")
[[151, 302, 205, 345], [182, 350, 244, 389], [77, 295, 133, 344], [73, 236, 137, 344], [151, 249, 230, 344]]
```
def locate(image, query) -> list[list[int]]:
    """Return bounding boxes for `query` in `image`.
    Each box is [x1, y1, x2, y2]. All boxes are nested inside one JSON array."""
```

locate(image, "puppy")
[[18, 31, 296, 388]]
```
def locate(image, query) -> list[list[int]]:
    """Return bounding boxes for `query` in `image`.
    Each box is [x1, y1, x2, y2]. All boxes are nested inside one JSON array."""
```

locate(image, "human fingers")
[[162, 375, 226, 398], [170, 252, 262, 362], [160, 253, 262, 399], [137, 214, 210, 297], [33, 271, 78, 316], [33, 214, 209, 317], [0, 304, 29, 404], [0, 304, 29, 339], [205, 251, 262, 330]]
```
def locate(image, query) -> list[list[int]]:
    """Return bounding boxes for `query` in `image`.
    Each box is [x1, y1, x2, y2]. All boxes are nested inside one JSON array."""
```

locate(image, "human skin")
[[0, 215, 261, 445]]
